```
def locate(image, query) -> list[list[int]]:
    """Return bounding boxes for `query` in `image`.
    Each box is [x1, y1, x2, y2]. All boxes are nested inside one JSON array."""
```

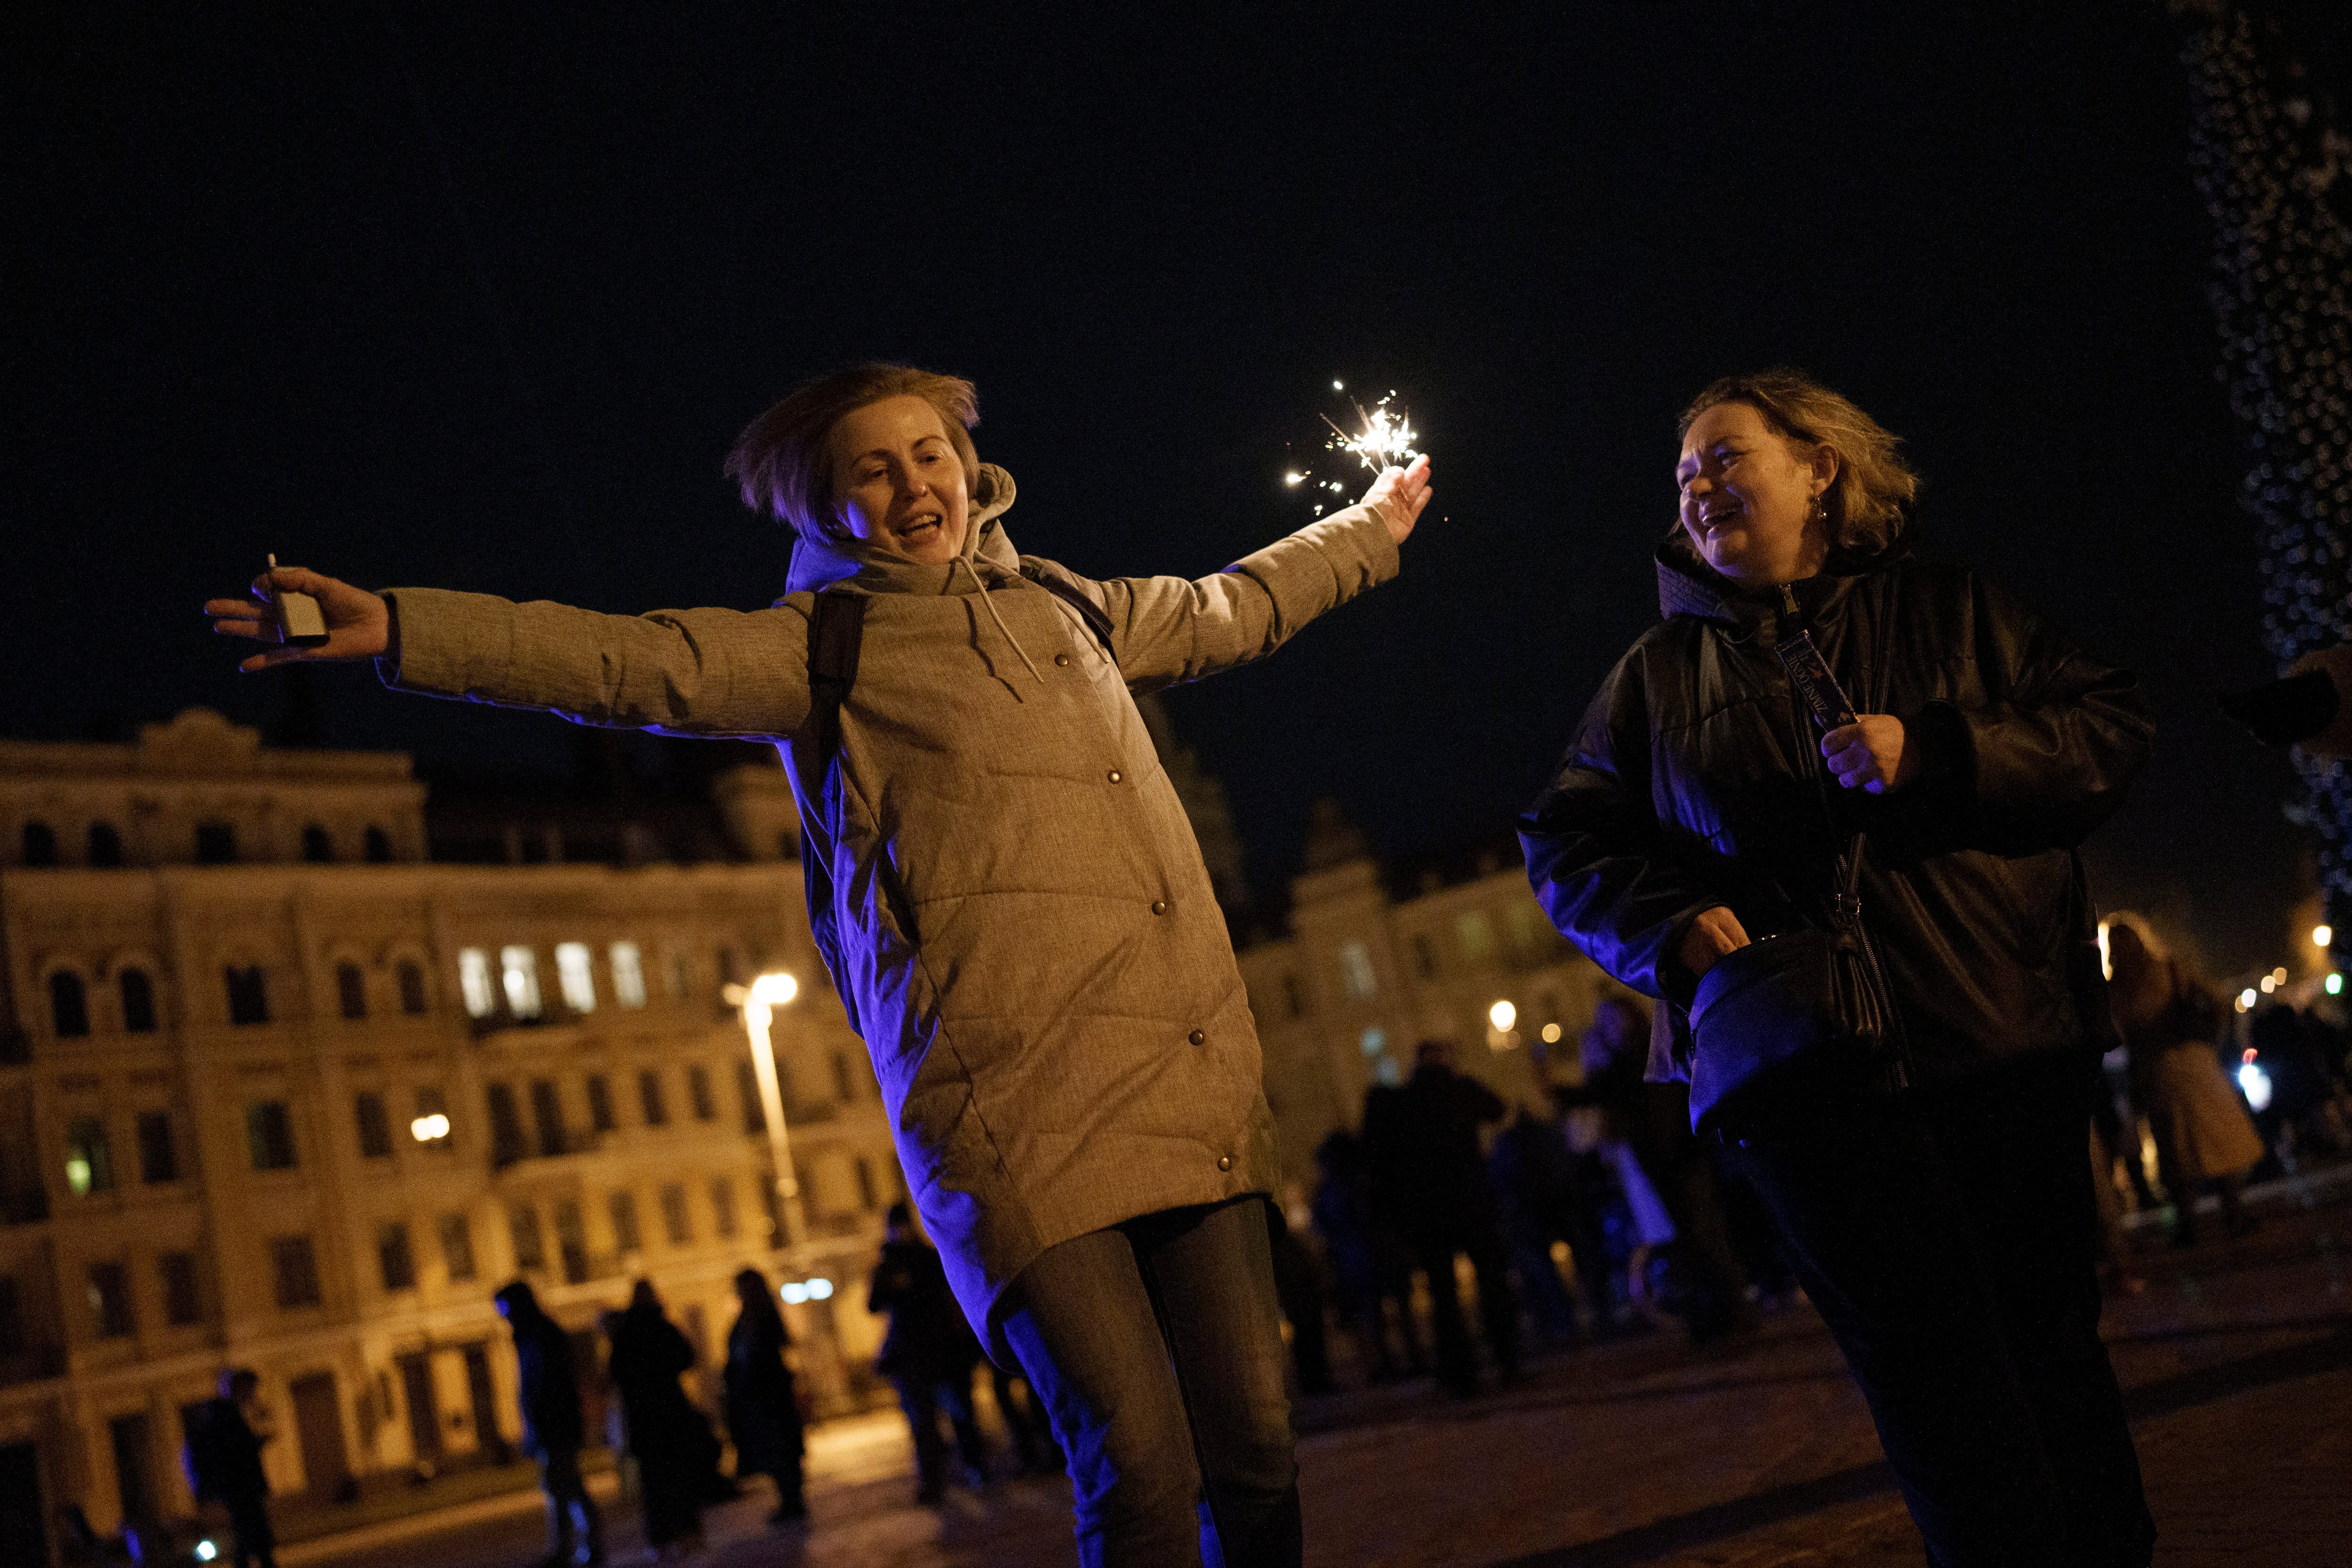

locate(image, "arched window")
[[363, 825, 392, 863], [396, 960, 428, 1016], [301, 824, 334, 863], [50, 971, 89, 1037], [119, 969, 157, 1033], [87, 823, 123, 868], [336, 962, 368, 1020], [21, 821, 58, 867]]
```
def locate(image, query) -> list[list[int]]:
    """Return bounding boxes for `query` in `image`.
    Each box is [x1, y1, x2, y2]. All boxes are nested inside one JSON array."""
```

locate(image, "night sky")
[[5, 5, 2328, 975]]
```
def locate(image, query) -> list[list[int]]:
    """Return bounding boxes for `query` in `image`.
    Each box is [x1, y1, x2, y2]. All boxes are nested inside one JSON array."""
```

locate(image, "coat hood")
[[1653, 521, 1914, 634], [782, 462, 1022, 598]]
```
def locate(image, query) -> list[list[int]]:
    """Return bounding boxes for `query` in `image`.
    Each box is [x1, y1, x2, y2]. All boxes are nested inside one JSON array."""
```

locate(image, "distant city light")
[[779, 1282, 808, 1305], [2240, 987, 2259, 1010], [410, 1113, 450, 1143], [65, 1156, 93, 1196], [808, 1277, 834, 1300], [1540, 1022, 1563, 1044], [2238, 1059, 2273, 1113], [2272, 966, 2288, 983], [195, 1543, 219, 1564], [2261, 976, 2278, 994], [2315, 924, 2334, 948], [1489, 1000, 1517, 1033], [1333, 380, 1344, 390], [2330, 973, 2344, 996], [1284, 472, 1305, 485]]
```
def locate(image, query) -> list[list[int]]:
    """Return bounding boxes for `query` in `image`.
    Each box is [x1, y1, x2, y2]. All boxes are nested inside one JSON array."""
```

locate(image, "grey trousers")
[[1000, 1196, 1301, 1568]]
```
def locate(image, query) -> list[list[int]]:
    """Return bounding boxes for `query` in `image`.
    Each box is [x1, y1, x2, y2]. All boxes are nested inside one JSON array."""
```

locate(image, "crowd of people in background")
[[1291, 964, 2352, 1403], [67, 959, 2344, 1568]]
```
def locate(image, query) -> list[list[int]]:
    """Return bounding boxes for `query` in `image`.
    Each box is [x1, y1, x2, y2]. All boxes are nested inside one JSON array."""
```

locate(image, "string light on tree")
[[2183, 7, 2352, 941]]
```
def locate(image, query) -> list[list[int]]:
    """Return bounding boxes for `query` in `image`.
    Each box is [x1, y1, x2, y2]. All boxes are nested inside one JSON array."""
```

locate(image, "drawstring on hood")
[[779, 461, 1045, 685], [950, 552, 1045, 684]]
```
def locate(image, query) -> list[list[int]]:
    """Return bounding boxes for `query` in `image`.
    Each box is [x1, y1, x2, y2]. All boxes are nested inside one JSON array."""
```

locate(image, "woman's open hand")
[[1820, 715, 1916, 794], [1362, 453, 1433, 545], [206, 566, 390, 671]]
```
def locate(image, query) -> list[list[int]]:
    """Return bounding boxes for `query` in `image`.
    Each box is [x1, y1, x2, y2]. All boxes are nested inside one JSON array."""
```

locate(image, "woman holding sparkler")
[[1520, 369, 2156, 1568], [207, 363, 1430, 1568]]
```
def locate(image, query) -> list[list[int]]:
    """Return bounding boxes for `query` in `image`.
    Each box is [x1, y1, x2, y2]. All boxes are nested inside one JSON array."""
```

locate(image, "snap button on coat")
[[1054, 653, 1070, 667], [1217, 1155, 1232, 1171], [1107, 769, 1123, 783], [1151, 900, 1168, 915], [1189, 1029, 1206, 1046]]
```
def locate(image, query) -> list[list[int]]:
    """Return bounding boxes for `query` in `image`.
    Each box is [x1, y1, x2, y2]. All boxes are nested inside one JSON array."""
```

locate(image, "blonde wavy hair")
[[726, 363, 981, 540], [1679, 369, 1921, 556]]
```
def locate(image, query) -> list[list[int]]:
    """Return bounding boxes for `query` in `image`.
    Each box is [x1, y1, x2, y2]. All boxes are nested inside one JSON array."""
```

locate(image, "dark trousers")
[[1720, 1054, 2154, 1568], [223, 1497, 275, 1568], [1407, 1220, 1519, 1395], [1001, 1196, 1299, 1568], [894, 1372, 989, 1493], [537, 1446, 603, 1565]]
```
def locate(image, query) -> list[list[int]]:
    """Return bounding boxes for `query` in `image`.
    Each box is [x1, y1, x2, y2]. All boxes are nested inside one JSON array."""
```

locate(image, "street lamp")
[[731, 971, 807, 1258], [2315, 923, 2334, 949]]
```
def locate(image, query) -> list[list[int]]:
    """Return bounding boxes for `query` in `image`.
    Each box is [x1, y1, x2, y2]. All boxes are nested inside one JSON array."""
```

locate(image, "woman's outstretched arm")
[[1051, 457, 1431, 690], [208, 566, 816, 740]]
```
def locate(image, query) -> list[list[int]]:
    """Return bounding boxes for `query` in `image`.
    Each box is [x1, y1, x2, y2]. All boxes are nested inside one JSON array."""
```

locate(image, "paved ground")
[[292, 1168, 2352, 1568]]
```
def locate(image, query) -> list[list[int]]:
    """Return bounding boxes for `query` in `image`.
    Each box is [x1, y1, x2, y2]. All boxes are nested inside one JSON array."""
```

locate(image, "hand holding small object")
[[206, 565, 390, 671], [1678, 905, 1752, 982], [1361, 453, 1433, 544], [1821, 715, 1915, 794]]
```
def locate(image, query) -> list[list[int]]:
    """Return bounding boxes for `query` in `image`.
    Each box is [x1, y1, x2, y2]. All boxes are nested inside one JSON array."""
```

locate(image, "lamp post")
[[732, 971, 807, 1257]]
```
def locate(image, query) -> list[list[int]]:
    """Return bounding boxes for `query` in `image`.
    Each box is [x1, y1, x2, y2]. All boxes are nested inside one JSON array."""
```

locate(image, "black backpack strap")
[[790, 591, 867, 1020], [1020, 563, 1119, 664]]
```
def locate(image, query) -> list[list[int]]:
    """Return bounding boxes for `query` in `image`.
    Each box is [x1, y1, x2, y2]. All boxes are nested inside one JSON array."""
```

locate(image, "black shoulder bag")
[[1685, 589, 1910, 1136]]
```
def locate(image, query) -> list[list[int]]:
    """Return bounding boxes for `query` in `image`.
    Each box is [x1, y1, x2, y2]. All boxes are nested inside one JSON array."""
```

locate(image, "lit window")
[[1457, 911, 1495, 962], [609, 942, 647, 1008], [501, 947, 541, 1019], [65, 1117, 113, 1195], [1338, 940, 1377, 1002], [555, 943, 595, 1013], [459, 949, 494, 1019]]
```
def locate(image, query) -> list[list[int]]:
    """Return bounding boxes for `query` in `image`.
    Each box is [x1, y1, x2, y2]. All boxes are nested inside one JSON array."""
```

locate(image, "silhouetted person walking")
[[1311, 1128, 1425, 1382], [186, 1368, 274, 1568], [497, 1281, 604, 1568], [606, 1281, 705, 1558], [724, 1269, 808, 1524], [869, 1204, 991, 1500], [1380, 1041, 1519, 1396]]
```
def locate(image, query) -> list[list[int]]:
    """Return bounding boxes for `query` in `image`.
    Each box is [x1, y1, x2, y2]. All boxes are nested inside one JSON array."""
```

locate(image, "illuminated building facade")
[[1235, 799, 1628, 1193], [0, 709, 898, 1543]]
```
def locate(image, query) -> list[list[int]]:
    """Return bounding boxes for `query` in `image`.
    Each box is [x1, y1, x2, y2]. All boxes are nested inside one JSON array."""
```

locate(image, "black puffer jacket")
[[1520, 530, 2155, 1086]]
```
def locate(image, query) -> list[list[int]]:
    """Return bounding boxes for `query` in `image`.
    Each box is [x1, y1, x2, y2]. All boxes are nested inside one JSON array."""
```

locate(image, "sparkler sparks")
[[1289, 385, 1423, 515]]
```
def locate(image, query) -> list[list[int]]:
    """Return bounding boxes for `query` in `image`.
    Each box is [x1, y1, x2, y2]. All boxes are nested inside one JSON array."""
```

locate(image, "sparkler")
[[1289, 383, 1424, 516]]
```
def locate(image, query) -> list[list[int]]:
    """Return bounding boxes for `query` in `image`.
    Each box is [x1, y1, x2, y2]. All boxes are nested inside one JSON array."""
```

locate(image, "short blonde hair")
[[1680, 369, 1920, 556], [725, 363, 980, 539]]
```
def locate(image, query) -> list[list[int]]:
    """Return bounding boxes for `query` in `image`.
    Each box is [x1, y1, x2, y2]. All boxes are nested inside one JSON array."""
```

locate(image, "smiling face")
[[1676, 401, 1836, 584], [826, 394, 971, 564]]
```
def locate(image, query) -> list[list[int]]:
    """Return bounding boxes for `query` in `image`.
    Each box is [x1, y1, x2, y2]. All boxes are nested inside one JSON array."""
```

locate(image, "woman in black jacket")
[[724, 1269, 808, 1525], [1521, 370, 2157, 1568]]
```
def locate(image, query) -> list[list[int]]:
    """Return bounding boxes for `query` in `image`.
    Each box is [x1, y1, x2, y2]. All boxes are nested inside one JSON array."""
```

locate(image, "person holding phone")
[[207, 362, 1430, 1568]]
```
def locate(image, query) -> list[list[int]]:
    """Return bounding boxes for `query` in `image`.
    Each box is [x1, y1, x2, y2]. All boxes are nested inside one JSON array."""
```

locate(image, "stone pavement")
[[301, 1170, 2352, 1568]]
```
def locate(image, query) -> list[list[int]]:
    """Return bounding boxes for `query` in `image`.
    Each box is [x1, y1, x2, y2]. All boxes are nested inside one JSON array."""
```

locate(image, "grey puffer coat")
[[379, 467, 1399, 1350]]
